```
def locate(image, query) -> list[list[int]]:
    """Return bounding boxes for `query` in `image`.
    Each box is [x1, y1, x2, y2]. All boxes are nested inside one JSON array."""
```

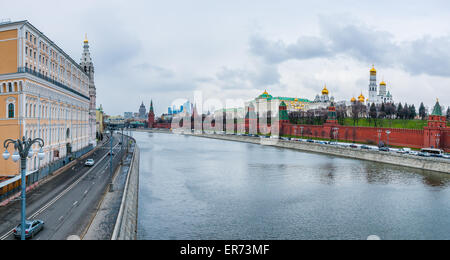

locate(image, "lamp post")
[[3, 137, 45, 240], [300, 126, 304, 139], [109, 128, 114, 192], [377, 129, 382, 147], [385, 130, 391, 148]]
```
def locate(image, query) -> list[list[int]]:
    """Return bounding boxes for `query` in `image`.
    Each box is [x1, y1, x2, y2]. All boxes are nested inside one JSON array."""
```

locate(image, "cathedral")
[[368, 65, 393, 104]]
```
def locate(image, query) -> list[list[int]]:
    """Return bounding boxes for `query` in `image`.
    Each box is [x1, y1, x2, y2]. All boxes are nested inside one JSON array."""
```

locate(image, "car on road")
[[397, 148, 412, 154], [379, 147, 390, 152], [306, 139, 314, 143], [349, 144, 358, 149], [85, 159, 95, 167], [361, 145, 371, 150], [409, 151, 419, 156], [13, 220, 44, 239], [108, 151, 116, 156]]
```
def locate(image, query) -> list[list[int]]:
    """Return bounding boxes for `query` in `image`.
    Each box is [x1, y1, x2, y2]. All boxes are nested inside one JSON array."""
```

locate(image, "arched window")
[[8, 103, 14, 118], [8, 83, 12, 92]]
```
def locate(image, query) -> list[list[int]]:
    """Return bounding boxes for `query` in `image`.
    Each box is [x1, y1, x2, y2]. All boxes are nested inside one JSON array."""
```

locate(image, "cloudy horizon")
[[3, 0, 450, 115]]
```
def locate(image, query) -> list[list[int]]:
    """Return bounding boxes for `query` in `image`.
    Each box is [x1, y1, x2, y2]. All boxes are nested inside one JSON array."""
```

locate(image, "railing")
[[0, 145, 93, 203], [17, 67, 90, 100]]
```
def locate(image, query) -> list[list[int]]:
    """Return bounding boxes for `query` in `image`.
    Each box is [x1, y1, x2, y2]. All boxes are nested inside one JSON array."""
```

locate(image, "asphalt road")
[[0, 134, 129, 240]]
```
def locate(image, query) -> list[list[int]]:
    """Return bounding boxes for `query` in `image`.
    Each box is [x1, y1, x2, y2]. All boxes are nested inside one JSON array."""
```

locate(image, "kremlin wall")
[[147, 66, 449, 153]]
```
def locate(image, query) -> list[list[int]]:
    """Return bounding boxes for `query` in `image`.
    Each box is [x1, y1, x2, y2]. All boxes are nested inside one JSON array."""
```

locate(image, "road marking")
[[0, 142, 122, 240], [73, 201, 78, 207]]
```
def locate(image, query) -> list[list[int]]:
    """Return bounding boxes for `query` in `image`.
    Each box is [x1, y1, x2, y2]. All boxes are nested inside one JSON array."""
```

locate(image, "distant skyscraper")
[[139, 102, 147, 119]]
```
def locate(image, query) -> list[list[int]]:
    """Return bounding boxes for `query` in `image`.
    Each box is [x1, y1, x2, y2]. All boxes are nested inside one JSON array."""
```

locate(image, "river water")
[[136, 132, 450, 240]]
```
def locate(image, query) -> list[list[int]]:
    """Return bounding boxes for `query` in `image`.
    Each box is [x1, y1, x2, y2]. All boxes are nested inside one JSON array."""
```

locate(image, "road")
[[0, 134, 129, 240]]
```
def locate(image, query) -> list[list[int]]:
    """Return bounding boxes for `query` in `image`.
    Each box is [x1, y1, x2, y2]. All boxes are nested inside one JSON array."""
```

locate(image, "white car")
[[85, 159, 95, 167]]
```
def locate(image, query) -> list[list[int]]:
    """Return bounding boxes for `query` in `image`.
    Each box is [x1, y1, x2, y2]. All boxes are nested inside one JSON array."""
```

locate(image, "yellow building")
[[0, 21, 91, 176], [96, 104, 104, 135]]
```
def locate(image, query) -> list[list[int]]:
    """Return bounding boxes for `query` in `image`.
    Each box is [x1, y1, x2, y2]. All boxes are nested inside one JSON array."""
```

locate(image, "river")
[[135, 132, 450, 240]]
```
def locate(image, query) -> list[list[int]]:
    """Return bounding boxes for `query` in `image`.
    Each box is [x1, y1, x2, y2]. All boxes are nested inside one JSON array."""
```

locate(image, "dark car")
[[306, 139, 314, 143], [379, 147, 390, 152], [361, 145, 370, 150], [349, 144, 358, 149], [13, 220, 44, 239]]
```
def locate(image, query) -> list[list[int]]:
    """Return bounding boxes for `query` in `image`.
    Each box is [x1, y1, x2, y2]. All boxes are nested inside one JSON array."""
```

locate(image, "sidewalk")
[[83, 142, 135, 240]]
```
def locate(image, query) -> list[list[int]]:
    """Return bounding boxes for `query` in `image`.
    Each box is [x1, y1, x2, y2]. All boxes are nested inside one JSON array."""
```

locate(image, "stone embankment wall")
[[187, 133, 450, 174], [111, 145, 140, 240]]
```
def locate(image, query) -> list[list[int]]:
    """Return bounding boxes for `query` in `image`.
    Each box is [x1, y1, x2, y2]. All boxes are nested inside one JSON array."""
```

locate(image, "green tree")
[[410, 104, 417, 119], [369, 103, 378, 126], [419, 102, 426, 120], [397, 103, 403, 119]]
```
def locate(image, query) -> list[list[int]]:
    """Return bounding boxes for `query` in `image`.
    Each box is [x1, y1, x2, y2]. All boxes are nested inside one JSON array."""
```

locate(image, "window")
[[8, 83, 12, 92], [8, 103, 14, 118]]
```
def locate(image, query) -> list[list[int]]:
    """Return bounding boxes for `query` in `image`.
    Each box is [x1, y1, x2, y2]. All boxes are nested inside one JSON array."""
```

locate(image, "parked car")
[[85, 159, 95, 167], [349, 144, 358, 149], [418, 152, 431, 157], [361, 145, 370, 150], [409, 151, 419, 156], [397, 148, 412, 154], [13, 220, 44, 239], [306, 139, 314, 143], [443, 154, 450, 159], [379, 147, 390, 152]]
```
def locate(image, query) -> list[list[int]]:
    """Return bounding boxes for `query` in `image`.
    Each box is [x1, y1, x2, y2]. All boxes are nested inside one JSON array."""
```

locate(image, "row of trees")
[[288, 102, 449, 128]]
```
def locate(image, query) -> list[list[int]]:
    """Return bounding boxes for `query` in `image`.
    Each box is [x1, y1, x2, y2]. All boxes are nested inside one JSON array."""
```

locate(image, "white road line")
[[0, 142, 121, 240]]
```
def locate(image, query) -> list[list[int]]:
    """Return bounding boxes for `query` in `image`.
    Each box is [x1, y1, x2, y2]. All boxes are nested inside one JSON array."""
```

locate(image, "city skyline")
[[2, 0, 450, 116]]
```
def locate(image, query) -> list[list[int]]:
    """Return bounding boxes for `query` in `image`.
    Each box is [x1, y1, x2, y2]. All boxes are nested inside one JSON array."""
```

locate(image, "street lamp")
[[377, 129, 383, 147], [385, 130, 391, 148], [3, 137, 45, 240]]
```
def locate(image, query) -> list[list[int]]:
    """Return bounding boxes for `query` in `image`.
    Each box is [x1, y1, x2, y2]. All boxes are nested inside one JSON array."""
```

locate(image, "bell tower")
[[80, 34, 97, 145]]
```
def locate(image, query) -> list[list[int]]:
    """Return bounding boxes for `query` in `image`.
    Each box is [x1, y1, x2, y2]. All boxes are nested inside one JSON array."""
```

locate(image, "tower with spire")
[[80, 34, 97, 145], [148, 100, 155, 128]]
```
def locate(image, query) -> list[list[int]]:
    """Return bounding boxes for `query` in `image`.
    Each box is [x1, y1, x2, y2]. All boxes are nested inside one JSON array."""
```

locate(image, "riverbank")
[[139, 129, 450, 174]]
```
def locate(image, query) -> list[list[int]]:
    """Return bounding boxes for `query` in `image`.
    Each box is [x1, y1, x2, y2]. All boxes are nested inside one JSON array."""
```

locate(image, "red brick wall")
[[283, 123, 426, 149]]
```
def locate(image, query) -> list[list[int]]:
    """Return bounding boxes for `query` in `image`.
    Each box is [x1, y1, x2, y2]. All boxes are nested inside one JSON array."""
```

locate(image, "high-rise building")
[[0, 21, 92, 176]]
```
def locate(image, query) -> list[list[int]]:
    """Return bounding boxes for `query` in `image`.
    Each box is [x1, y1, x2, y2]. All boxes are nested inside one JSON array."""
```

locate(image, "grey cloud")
[[250, 17, 450, 77]]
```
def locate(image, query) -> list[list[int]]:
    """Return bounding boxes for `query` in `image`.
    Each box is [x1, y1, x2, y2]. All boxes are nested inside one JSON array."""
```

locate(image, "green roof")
[[431, 100, 443, 116]]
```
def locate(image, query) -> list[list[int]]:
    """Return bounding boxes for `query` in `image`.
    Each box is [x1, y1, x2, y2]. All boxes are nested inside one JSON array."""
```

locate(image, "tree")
[[397, 103, 404, 119], [419, 102, 426, 120], [410, 104, 417, 119], [402, 103, 410, 120], [447, 107, 450, 121], [369, 103, 378, 126], [379, 103, 386, 121]]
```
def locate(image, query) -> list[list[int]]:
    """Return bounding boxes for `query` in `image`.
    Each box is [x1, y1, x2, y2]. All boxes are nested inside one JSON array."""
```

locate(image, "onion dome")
[[370, 65, 376, 75], [358, 93, 365, 102], [351, 97, 357, 103], [380, 80, 386, 86], [322, 85, 329, 95], [431, 98, 443, 116]]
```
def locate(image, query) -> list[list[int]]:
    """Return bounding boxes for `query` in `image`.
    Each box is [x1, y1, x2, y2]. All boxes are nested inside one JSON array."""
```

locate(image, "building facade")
[[0, 21, 92, 176]]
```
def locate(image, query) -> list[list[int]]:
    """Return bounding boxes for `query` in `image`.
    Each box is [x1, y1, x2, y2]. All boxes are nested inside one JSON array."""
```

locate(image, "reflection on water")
[[136, 132, 450, 240]]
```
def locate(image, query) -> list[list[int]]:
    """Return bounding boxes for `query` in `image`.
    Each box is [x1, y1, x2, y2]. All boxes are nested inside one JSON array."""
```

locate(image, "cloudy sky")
[[3, 0, 450, 115]]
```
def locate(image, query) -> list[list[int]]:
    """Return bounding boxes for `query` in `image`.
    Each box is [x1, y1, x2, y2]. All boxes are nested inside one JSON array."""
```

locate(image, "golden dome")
[[358, 93, 365, 102], [322, 85, 329, 95], [263, 90, 268, 95], [370, 65, 376, 75], [380, 80, 386, 86], [84, 33, 88, 43], [351, 97, 357, 102]]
